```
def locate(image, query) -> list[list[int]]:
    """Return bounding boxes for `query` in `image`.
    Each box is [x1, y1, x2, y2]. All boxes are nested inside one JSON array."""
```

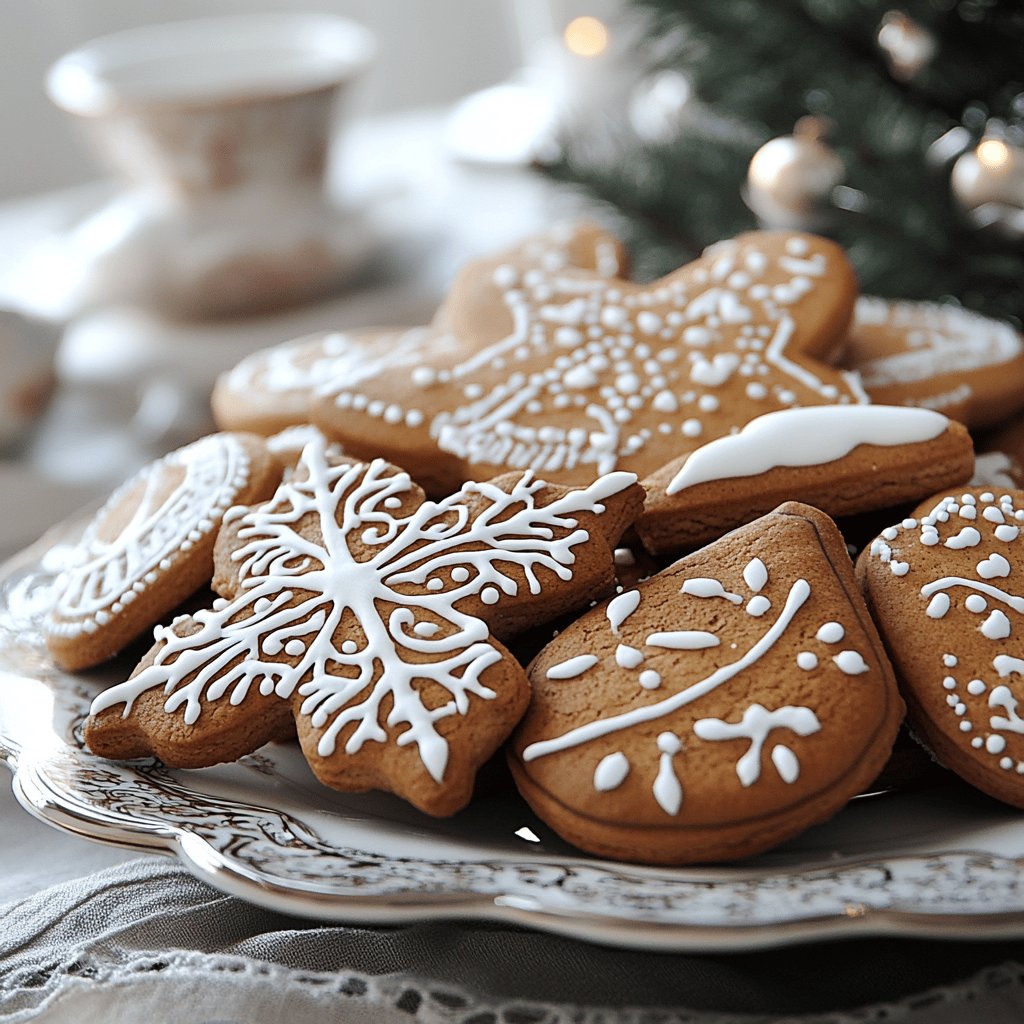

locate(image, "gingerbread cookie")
[[839, 297, 1024, 429], [509, 502, 903, 864], [211, 224, 627, 438], [311, 231, 865, 494], [85, 439, 643, 816], [211, 328, 430, 437], [858, 488, 1024, 808], [45, 433, 281, 672], [637, 406, 973, 554]]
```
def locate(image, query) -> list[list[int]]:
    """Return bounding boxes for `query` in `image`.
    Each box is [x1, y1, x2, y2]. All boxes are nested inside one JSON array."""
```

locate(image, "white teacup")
[[44, 14, 375, 319]]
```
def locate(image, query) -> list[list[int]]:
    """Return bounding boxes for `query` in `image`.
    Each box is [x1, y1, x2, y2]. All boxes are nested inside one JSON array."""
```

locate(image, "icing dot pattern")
[[323, 234, 864, 483], [867, 490, 1024, 777]]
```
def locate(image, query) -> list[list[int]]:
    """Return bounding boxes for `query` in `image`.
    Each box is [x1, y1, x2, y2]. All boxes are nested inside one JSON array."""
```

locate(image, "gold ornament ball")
[[746, 122, 844, 230], [951, 138, 1024, 236]]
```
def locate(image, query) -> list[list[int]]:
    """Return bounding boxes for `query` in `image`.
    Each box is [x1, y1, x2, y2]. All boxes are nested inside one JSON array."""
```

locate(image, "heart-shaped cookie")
[[858, 487, 1024, 807], [312, 231, 864, 493], [85, 438, 643, 816], [509, 502, 903, 863]]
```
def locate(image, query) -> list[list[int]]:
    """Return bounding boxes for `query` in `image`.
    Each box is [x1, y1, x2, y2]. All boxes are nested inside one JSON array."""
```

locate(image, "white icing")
[[522, 579, 812, 761], [978, 553, 1011, 579], [743, 557, 768, 593], [547, 655, 599, 680], [816, 622, 845, 643], [653, 732, 683, 815], [645, 630, 720, 650], [90, 440, 636, 784], [639, 669, 661, 689], [796, 651, 817, 670], [615, 644, 645, 669], [746, 595, 771, 617], [680, 578, 743, 603], [693, 703, 821, 787], [665, 406, 947, 495], [946, 527, 982, 549], [832, 651, 870, 675], [606, 590, 641, 635], [47, 434, 252, 639], [593, 751, 630, 792]]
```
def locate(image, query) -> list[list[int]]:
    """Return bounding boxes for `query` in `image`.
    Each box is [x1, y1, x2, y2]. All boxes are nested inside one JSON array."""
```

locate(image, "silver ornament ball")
[[877, 11, 937, 83], [951, 137, 1024, 238], [745, 118, 844, 230]]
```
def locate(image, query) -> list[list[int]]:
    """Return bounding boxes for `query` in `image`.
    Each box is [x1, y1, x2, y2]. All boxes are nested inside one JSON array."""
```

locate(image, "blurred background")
[[3, 0, 1024, 550], [0, 0, 520, 200]]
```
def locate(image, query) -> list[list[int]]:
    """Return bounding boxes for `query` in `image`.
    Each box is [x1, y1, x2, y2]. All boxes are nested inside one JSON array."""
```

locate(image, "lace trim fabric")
[[4, 950, 1024, 1023]]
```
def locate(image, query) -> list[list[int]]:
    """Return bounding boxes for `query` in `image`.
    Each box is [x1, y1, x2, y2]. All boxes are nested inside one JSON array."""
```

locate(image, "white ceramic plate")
[[4, 521, 1024, 952]]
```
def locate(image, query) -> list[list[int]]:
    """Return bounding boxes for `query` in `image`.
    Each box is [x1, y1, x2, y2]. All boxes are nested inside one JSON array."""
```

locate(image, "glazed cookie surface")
[[45, 432, 281, 671], [312, 231, 865, 493], [858, 488, 1024, 808], [211, 224, 627, 439], [509, 502, 903, 864], [839, 297, 1024, 429], [85, 439, 643, 816], [638, 406, 974, 553]]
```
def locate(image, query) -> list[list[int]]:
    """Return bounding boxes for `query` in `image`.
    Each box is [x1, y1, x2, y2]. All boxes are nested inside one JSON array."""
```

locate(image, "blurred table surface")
[[0, 106, 575, 903]]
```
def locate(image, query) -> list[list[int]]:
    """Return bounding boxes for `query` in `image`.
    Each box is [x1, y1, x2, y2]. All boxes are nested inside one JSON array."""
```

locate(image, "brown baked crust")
[[311, 231, 862, 496], [510, 502, 904, 864], [839, 297, 1024, 430], [857, 487, 1024, 809], [45, 433, 281, 672], [637, 417, 974, 555], [84, 448, 644, 818]]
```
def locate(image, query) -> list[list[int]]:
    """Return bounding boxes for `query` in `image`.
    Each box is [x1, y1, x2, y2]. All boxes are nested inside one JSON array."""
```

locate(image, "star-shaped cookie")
[[312, 231, 865, 491]]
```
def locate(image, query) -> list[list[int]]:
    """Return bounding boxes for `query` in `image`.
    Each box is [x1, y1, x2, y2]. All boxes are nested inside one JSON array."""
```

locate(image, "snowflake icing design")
[[91, 439, 636, 786], [326, 234, 866, 482]]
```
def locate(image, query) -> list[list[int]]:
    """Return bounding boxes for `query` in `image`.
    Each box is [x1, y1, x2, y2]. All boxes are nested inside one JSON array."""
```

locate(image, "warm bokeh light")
[[978, 138, 1011, 170], [563, 16, 609, 58]]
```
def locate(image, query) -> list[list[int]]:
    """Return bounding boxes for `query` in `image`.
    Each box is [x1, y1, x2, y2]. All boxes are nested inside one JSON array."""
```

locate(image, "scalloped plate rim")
[[6, 523, 1024, 950]]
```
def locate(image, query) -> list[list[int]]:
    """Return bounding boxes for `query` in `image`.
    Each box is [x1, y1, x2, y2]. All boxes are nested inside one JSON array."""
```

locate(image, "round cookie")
[[858, 488, 1024, 808], [85, 439, 644, 816], [509, 502, 903, 864], [45, 432, 281, 671], [312, 231, 865, 494], [839, 297, 1024, 429], [637, 405, 974, 553], [211, 327, 429, 436], [212, 223, 627, 439]]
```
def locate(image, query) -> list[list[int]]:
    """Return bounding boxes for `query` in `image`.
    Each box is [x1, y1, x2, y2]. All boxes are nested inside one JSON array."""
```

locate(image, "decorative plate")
[[3, 520, 1024, 952]]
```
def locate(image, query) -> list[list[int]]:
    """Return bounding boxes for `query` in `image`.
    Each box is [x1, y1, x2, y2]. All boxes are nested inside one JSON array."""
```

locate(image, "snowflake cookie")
[[85, 438, 644, 816], [310, 230, 865, 494], [45, 432, 282, 671], [858, 487, 1024, 808], [509, 502, 904, 864], [637, 405, 973, 554]]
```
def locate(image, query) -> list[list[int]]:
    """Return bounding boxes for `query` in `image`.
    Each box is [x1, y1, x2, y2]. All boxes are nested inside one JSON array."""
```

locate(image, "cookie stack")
[[49, 223, 1024, 865]]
